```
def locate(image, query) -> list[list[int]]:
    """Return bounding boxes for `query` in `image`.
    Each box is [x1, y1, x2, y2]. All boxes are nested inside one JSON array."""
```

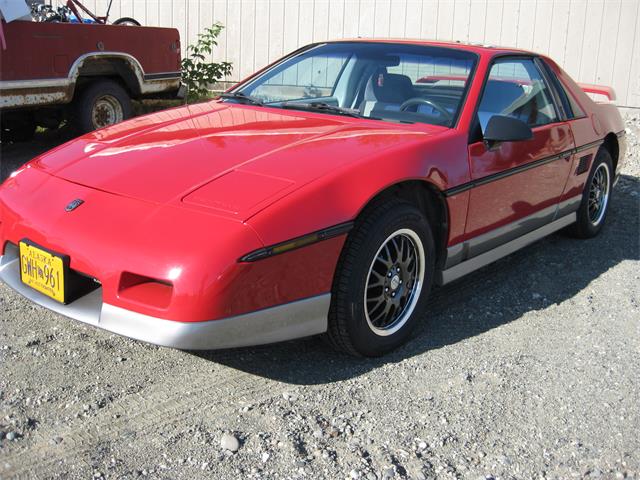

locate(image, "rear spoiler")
[[577, 83, 617, 102]]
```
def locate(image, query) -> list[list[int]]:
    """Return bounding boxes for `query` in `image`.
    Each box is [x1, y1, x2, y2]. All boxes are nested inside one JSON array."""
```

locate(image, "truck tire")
[[0, 112, 36, 143], [73, 79, 132, 133], [113, 17, 141, 26]]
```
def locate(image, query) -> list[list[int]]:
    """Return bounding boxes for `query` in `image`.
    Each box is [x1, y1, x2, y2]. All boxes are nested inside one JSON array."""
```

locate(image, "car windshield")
[[228, 42, 477, 128]]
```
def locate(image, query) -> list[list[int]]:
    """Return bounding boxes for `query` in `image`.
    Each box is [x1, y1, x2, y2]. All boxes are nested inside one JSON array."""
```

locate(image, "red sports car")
[[0, 40, 627, 356]]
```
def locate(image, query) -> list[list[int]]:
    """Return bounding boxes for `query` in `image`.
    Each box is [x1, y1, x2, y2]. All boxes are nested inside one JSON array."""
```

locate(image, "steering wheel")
[[399, 97, 453, 121]]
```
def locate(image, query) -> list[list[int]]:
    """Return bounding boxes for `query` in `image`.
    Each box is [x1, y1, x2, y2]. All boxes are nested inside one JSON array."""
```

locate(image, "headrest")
[[365, 69, 415, 104]]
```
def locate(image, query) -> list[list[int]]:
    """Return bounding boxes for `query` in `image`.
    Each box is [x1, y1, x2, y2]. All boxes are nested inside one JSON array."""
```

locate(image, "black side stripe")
[[239, 133, 620, 260], [574, 138, 606, 154], [239, 221, 354, 262], [445, 139, 605, 197], [143, 72, 182, 81]]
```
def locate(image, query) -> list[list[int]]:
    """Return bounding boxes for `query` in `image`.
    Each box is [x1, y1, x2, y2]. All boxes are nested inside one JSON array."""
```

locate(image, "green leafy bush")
[[181, 23, 233, 101]]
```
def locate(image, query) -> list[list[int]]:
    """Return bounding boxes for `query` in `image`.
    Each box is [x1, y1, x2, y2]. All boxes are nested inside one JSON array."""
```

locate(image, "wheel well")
[[75, 58, 140, 97], [356, 181, 449, 270], [603, 132, 619, 173]]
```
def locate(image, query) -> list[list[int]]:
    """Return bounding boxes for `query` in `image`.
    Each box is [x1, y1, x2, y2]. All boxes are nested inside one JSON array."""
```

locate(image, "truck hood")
[[33, 102, 443, 219]]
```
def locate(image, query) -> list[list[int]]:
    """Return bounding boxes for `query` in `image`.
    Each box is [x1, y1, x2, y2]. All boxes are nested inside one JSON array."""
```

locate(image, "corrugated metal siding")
[[86, 0, 640, 107]]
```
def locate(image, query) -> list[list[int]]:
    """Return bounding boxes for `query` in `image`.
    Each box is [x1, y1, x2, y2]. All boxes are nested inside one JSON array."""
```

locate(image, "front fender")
[[246, 128, 470, 247]]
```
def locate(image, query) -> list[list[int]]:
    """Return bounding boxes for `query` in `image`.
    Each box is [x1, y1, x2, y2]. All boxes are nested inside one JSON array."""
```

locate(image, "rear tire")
[[567, 148, 613, 238], [326, 200, 435, 357], [73, 79, 132, 133]]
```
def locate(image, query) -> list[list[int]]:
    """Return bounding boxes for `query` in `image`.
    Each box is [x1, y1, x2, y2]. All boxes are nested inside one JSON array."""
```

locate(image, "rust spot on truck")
[[0, 84, 75, 109]]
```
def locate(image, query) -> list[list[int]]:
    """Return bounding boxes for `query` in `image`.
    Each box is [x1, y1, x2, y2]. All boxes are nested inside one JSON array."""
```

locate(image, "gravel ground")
[[0, 115, 639, 480]]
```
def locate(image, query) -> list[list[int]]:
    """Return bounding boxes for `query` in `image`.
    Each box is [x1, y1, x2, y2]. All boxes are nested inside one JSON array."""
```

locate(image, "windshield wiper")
[[218, 91, 264, 106], [278, 102, 363, 118]]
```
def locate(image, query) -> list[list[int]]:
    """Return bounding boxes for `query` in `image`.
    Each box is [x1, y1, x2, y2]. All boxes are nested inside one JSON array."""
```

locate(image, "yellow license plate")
[[19, 241, 66, 303]]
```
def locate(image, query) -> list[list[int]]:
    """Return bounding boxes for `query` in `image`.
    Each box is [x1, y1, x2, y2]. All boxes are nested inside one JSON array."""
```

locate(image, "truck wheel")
[[113, 17, 141, 26], [74, 79, 132, 133], [0, 113, 36, 143]]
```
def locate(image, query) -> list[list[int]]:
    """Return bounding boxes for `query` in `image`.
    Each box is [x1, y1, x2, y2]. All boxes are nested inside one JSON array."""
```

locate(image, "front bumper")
[[0, 244, 329, 350]]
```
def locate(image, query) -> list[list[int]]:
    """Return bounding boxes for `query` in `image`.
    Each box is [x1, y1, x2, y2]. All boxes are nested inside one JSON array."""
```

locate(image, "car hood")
[[33, 102, 444, 220]]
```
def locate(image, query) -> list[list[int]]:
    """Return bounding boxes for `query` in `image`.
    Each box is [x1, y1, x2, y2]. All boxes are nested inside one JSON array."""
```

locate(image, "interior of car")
[[238, 42, 477, 127]]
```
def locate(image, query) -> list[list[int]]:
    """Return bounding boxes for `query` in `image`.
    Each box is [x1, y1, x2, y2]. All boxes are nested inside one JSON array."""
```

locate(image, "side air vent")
[[576, 154, 592, 175], [118, 272, 173, 309]]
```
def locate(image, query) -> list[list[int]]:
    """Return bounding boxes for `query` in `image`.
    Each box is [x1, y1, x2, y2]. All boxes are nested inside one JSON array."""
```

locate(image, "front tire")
[[568, 148, 613, 238], [326, 201, 435, 357]]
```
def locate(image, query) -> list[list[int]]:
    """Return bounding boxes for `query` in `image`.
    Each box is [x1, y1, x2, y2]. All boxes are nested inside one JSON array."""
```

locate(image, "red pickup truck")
[[0, 20, 182, 141]]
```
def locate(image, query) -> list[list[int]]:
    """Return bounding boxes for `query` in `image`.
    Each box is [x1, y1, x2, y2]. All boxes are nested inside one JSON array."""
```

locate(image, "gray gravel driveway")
[[0, 116, 638, 480]]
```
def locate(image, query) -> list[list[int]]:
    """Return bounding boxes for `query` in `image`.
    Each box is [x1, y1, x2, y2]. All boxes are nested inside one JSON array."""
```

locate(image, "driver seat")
[[359, 69, 414, 115]]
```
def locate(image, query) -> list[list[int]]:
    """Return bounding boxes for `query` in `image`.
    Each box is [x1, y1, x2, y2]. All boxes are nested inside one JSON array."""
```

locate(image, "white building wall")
[[88, 0, 640, 107]]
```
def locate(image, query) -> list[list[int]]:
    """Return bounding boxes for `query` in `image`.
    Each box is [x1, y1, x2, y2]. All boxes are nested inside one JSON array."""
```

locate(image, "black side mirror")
[[483, 115, 533, 147]]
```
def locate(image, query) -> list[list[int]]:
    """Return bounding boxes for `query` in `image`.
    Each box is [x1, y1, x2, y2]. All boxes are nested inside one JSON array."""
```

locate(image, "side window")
[[477, 58, 559, 132]]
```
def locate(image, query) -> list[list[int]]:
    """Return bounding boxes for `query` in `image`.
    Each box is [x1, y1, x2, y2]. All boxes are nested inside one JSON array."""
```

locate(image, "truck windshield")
[[229, 42, 477, 128]]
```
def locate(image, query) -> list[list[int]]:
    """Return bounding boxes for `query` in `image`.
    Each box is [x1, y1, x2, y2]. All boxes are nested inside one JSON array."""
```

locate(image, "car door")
[[464, 56, 575, 253]]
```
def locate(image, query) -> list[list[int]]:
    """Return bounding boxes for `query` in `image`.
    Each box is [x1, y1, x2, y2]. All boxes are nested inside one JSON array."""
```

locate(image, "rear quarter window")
[[541, 59, 585, 119]]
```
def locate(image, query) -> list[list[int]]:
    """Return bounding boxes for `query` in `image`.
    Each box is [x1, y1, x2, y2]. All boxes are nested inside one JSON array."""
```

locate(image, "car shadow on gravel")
[[0, 127, 78, 180], [192, 174, 640, 385]]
